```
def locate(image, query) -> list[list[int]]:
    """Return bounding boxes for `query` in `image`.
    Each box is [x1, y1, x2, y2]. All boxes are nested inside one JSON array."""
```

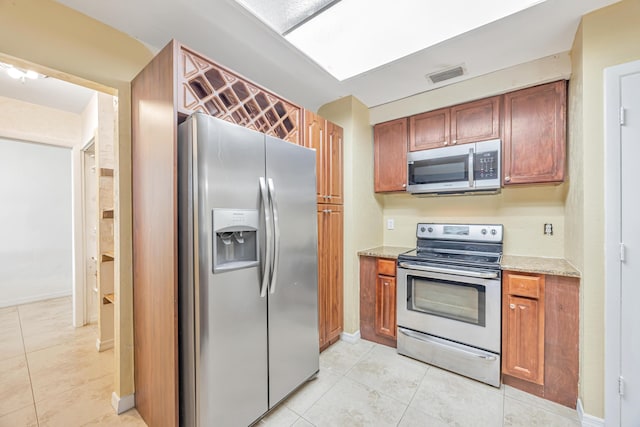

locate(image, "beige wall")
[[319, 96, 384, 334], [0, 96, 82, 146], [0, 0, 154, 402], [383, 186, 566, 257], [567, 0, 640, 418]]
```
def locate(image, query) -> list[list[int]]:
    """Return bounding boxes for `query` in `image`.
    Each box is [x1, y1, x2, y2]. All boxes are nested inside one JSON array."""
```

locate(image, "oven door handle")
[[398, 262, 499, 279], [399, 328, 498, 361]]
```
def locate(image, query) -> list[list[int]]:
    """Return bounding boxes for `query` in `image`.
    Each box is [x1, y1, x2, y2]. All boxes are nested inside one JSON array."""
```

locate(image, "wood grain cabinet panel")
[[503, 295, 544, 384], [360, 256, 397, 347], [318, 204, 343, 351], [450, 96, 501, 145], [501, 270, 579, 409], [305, 110, 343, 204], [409, 108, 449, 151], [375, 275, 397, 339], [374, 118, 408, 192], [503, 80, 567, 185]]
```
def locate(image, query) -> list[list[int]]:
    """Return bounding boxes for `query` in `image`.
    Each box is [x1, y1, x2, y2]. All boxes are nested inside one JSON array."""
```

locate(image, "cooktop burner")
[[399, 223, 504, 269]]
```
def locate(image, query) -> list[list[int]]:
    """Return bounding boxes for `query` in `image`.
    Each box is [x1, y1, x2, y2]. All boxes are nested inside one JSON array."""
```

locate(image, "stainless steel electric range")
[[396, 223, 503, 387]]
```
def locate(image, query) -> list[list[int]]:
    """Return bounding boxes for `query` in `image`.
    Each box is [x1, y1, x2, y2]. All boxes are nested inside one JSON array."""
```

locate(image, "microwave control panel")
[[475, 151, 499, 180]]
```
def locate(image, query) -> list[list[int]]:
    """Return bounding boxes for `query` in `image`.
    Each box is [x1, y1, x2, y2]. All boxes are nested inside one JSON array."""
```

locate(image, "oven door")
[[397, 262, 501, 353]]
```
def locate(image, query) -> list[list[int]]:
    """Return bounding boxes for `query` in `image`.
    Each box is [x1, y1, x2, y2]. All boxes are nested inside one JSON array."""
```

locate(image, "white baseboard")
[[0, 290, 72, 308], [96, 338, 114, 352], [111, 392, 135, 415], [340, 330, 361, 344], [577, 399, 605, 427]]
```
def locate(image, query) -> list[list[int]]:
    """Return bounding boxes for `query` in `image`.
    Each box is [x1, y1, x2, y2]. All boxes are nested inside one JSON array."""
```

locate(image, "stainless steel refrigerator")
[[177, 113, 319, 426]]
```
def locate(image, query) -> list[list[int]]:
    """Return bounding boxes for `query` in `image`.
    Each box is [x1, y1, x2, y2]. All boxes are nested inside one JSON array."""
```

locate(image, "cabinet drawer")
[[507, 274, 543, 299], [377, 258, 396, 277]]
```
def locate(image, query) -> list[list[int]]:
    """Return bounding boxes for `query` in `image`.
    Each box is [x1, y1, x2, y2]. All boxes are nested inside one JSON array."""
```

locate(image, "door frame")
[[604, 58, 640, 427], [72, 138, 97, 327]]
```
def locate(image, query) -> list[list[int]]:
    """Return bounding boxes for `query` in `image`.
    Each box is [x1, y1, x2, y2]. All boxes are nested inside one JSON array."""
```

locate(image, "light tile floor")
[[0, 297, 146, 427], [1, 297, 581, 426]]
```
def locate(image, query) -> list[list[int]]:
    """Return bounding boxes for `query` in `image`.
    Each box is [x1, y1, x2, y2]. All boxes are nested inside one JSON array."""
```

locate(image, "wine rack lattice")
[[179, 48, 301, 144]]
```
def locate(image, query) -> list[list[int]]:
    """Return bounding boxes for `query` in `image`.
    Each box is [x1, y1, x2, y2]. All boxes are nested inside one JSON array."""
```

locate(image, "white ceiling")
[[0, 68, 95, 114], [51, 0, 618, 111]]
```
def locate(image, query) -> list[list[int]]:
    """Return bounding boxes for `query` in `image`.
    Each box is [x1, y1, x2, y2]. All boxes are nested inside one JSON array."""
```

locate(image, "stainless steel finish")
[[416, 222, 503, 242], [397, 327, 501, 387], [267, 178, 280, 295], [265, 133, 319, 406], [178, 113, 319, 426], [398, 261, 499, 279], [468, 147, 474, 188], [407, 138, 501, 195], [396, 265, 502, 353], [259, 177, 272, 298]]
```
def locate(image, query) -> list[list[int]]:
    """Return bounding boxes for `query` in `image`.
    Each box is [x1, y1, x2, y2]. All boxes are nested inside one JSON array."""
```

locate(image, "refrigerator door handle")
[[268, 178, 280, 294], [259, 177, 272, 298]]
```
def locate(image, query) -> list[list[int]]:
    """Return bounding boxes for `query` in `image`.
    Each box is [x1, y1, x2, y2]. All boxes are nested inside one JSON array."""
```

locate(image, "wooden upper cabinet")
[[450, 96, 501, 145], [304, 110, 343, 204], [374, 118, 408, 192], [326, 121, 344, 204], [409, 108, 449, 151], [304, 110, 326, 204], [503, 80, 567, 185]]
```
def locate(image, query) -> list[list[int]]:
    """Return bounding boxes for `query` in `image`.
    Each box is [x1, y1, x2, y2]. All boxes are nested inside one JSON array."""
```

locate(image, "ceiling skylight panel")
[[284, 0, 548, 80]]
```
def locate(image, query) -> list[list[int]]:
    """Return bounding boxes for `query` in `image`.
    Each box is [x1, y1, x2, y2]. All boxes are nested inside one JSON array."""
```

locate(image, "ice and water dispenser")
[[212, 209, 259, 273]]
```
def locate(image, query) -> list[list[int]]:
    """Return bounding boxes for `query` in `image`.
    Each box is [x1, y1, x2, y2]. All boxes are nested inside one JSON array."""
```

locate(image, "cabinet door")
[[317, 204, 343, 350], [374, 118, 408, 192], [503, 295, 545, 384], [305, 110, 327, 203], [326, 121, 344, 204], [450, 96, 501, 146], [503, 80, 566, 185], [409, 108, 450, 151], [317, 207, 327, 349], [375, 275, 397, 339]]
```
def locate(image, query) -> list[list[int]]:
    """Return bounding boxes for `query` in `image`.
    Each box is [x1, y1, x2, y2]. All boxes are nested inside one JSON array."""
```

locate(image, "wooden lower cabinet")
[[318, 204, 343, 351], [502, 271, 579, 408], [360, 256, 397, 347]]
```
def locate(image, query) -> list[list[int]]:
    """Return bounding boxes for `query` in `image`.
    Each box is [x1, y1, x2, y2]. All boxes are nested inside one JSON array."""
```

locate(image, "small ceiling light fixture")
[[0, 62, 47, 83]]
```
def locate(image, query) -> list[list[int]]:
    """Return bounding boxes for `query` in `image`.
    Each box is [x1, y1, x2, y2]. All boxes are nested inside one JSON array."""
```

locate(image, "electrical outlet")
[[544, 223, 553, 236], [387, 219, 395, 230]]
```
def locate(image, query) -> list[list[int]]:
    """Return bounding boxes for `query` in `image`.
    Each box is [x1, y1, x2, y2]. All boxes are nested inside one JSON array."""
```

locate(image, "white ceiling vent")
[[426, 65, 465, 84]]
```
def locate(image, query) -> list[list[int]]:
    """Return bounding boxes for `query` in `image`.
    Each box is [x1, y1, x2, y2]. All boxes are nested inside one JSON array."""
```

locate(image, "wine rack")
[[179, 47, 301, 144]]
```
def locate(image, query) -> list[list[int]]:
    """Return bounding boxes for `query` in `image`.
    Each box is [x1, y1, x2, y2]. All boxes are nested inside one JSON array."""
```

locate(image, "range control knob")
[[490, 229, 497, 236], [420, 226, 426, 233], [427, 227, 434, 233], [481, 229, 487, 235]]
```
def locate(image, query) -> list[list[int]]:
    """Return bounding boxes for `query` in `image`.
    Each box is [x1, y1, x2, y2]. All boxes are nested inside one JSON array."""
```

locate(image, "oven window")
[[409, 154, 469, 185], [408, 276, 486, 326]]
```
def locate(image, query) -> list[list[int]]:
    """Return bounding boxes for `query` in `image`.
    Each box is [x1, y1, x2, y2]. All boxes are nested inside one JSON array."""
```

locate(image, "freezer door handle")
[[268, 178, 281, 294], [259, 177, 272, 298]]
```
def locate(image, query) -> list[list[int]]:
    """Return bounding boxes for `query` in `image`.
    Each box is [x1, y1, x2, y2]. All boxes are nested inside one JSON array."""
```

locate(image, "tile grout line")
[[394, 364, 430, 426], [17, 304, 40, 427]]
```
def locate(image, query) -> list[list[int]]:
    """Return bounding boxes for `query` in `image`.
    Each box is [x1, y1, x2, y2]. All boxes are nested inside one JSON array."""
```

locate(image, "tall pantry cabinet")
[[304, 110, 344, 351], [132, 40, 343, 426]]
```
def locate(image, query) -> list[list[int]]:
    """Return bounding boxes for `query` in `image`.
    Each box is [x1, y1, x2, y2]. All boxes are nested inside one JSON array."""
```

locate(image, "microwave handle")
[[468, 148, 474, 188]]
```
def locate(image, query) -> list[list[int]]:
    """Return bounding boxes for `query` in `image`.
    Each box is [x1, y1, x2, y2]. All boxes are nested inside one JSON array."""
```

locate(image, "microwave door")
[[408, 149, 473, 193]]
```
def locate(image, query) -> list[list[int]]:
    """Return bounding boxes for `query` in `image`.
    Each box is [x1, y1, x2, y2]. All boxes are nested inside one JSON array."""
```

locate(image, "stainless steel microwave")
[[407, 139, 501, 195]]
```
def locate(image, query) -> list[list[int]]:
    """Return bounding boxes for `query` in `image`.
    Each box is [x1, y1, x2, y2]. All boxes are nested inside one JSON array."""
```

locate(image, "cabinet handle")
[[509, 303, 516, 309], [444, 141, 449, 146], [402, 183, 406, 188], [453, 140, 457, 145], [323, 209, 332, 213], [505, 176, 511, 182]]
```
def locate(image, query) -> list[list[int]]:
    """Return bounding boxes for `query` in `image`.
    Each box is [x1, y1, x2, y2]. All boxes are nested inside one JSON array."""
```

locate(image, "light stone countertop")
[[500, 255, 581, 278], [357, 246, 413, 259]]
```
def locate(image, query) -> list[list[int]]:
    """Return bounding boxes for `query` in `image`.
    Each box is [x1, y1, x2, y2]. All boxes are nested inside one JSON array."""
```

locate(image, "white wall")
[[0, 138, 73, 306]]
